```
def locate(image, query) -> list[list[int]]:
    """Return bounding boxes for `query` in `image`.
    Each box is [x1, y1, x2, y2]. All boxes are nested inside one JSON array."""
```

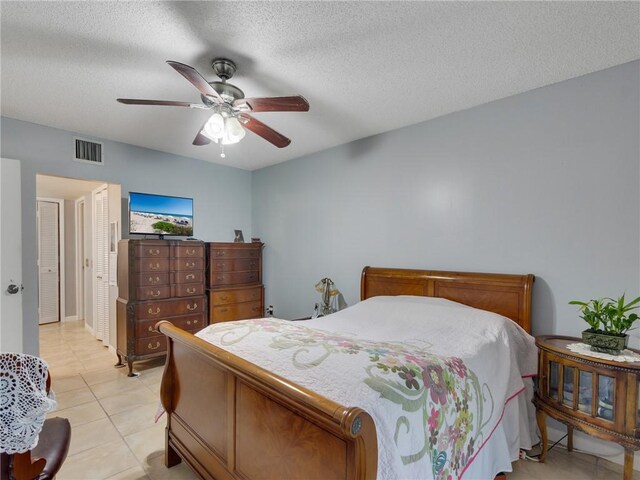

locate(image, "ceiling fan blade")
[[241, 115, 291, 148], [192, 118, 212, 146], [166, 60, 223, 102], [235, 96, 309, 112], [117, 98, 195, 107], [193, 132, 211, 146]]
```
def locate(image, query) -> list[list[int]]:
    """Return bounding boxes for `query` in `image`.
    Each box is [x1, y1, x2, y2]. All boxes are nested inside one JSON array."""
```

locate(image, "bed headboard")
[[360, 267, 534, 333]]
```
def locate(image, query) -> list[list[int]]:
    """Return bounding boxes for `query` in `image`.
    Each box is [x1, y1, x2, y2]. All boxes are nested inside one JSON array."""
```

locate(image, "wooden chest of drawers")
[[116, 239, 207, 376], [206, 242, 264, 323]]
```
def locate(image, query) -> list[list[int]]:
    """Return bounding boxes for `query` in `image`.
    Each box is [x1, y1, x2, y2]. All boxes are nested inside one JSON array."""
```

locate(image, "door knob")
[[6, 284, 22, 295]]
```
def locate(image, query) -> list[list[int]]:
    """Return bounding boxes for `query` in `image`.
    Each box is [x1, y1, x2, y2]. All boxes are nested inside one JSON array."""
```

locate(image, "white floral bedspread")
[[196, 295, 537, 479]]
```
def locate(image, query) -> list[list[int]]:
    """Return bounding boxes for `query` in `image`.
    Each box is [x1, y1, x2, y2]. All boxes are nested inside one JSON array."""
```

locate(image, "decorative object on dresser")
[[534, 335, 640, 480], [570, 295, 640, 355], [206, 242, 264, 323], [116, 239, 207, 376]]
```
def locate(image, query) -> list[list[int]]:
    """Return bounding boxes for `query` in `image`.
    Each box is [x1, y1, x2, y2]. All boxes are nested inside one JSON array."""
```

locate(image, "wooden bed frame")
[[157, 267, 534, 480]]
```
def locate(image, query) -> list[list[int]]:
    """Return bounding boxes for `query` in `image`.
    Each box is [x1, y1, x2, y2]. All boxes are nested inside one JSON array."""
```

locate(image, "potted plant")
[[569, 294, 640, 355]]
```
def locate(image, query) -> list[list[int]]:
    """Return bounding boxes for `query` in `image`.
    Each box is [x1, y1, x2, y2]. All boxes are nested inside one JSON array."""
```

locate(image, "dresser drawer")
[[209, 271, 260, 287], [133, 258, 170, 273], [173, 284, 204, 297], [135, 335, 166, 355], [211, 300, 263, 322], [136, 314, 206, 338], [171, 257, 204, 271], [134, 272, 170, 287], [210, 286, 262, 305], [172, 270, 204, 284], [132, 245, 170, 258], [135, 297, 204, 320], [135, 285, 171, 301], [173, 244, 204, 258], [209, 247, 261, 259], [210, 258, 259, 273]]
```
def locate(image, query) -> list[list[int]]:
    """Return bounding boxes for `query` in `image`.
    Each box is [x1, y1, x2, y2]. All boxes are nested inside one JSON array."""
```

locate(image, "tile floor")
[[40, 320, 196, 480], [40, 320, 633, 480]]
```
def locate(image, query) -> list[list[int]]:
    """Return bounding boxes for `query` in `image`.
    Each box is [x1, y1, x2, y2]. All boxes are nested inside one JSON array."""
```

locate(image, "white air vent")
[[74, 138, 103, 165]]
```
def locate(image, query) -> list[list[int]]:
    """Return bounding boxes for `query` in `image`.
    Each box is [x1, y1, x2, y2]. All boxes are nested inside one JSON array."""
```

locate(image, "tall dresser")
[[206, 242, 264, 323], [116, 239, 207, 376]]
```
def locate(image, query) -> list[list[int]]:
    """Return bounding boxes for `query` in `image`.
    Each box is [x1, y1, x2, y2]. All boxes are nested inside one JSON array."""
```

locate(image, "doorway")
[[36, 174, 121, 350]]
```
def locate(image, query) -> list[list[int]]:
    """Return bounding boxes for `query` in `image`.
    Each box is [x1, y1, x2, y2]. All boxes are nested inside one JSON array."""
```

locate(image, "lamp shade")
[[222, 116, 246, 145], [202, 113, 224, 140]]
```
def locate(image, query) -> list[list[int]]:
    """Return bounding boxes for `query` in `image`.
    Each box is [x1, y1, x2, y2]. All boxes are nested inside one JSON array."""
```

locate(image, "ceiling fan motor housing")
[[202, 81, 245, 106]]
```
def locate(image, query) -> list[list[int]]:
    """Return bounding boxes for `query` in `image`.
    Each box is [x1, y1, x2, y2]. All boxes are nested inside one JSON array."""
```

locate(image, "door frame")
[[36, 197, 65, 324], [75, 197, 85, 322]]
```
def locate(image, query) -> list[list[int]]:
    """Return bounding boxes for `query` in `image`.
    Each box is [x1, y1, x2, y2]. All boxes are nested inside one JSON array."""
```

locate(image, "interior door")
[[37, 200, 60, 324], [76, 199, 85, 321], [94, 187, 109, 344], [0, 158, 23, 351]]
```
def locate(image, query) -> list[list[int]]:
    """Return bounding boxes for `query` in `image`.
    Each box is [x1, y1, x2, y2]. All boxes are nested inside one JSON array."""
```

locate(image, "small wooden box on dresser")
[[206, 242, 264, 323], [116, 240, 207, 376]]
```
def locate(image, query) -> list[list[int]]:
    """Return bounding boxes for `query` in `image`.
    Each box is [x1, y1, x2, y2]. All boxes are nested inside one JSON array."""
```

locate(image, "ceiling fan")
[[117, 58, 309, 157]]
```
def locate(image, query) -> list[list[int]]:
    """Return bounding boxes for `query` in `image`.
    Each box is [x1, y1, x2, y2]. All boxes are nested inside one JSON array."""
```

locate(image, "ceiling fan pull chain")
[[220, 143, 226, 158]]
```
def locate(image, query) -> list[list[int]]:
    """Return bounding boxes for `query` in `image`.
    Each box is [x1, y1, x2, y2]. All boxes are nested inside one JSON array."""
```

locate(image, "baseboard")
[[64, 315, 78, 322], [108, 345, 117, 356], [84, 322, 94, 335]]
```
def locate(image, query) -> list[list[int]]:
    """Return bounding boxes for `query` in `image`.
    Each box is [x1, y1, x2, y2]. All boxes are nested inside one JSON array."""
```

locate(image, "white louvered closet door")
[[95, 188, 110, 344], [37, 201, 59, 325]]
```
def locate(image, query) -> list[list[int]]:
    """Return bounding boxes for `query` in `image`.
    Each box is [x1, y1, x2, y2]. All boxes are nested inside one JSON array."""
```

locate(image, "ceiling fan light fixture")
[[222, 116, 246, 145], [202, 112, 224, 140]]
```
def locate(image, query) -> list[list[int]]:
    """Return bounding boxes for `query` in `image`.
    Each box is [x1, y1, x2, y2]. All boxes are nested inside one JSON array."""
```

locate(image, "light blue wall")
[[252, 61, 640, 342], [1, 118, 253, 354]]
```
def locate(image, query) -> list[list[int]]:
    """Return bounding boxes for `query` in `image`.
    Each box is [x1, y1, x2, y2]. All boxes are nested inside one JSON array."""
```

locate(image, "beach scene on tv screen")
[[130, 193, 193, 236]]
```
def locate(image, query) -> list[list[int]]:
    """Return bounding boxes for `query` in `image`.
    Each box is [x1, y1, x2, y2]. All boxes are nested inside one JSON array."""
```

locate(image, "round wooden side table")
[[534, 335, 640, 480]]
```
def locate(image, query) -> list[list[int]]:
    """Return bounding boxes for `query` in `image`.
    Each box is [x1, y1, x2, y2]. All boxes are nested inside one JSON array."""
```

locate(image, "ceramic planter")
[[582, 329, 629, 355]]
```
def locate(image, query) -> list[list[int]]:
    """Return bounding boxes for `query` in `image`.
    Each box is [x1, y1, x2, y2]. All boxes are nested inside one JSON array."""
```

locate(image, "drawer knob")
[[186, 319, 199, 326], [220, 308, 229, 313], [186, 249, 196, 256], [186, 287, 196, 294], [216, 251, 226, 256], [187, 303, 197, 311], [220, 295, 229, 301], [252, 307, 260, 312], [148, 325, 155, 332], [148, 249, 160, 255], [185, 262, 196, 268], [250, 262, 256, 267], [186, 274, 195, 280], [149, 263, 161, 270], [148, 307, 161, 316], [148, 276, 160, 284], [217, 276, 224, 281], [149, 290, 161, 297], [148, 341, 161, 350]]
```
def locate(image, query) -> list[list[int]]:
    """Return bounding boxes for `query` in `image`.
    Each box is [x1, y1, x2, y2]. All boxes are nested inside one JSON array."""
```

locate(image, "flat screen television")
[[129, 191, 193, 237]]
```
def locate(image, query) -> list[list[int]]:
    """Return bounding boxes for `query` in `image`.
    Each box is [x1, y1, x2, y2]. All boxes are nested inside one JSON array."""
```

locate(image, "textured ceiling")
[[2, 2, 639, 170]]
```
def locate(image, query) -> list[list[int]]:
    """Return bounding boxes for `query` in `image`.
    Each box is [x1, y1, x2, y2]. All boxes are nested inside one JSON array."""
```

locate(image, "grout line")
[[43, 320, 162, 479]]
